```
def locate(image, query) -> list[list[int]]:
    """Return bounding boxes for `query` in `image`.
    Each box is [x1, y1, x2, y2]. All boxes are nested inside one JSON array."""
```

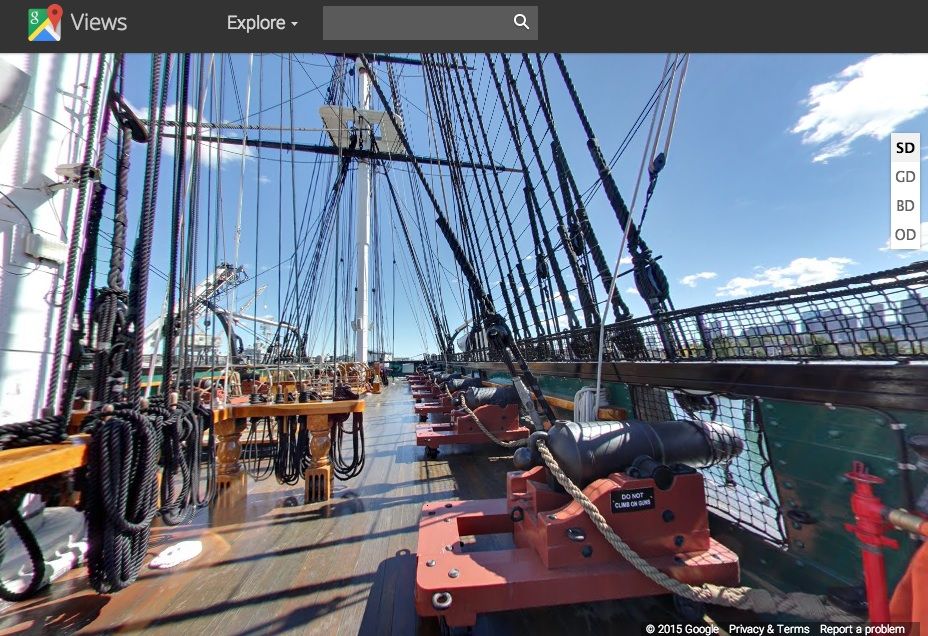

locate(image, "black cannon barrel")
[[463, 385, 520, 410], [540, 419, 743, 488], [444, 378, 484, 392]]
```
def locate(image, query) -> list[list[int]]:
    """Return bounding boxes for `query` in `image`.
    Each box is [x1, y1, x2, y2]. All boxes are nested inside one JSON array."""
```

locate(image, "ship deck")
[[0, 381, 720, 635]]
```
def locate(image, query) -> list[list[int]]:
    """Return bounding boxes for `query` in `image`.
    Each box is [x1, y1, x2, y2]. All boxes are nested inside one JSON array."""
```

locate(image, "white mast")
[[354, 60, 372, 364], [0, 54, 111, 423]]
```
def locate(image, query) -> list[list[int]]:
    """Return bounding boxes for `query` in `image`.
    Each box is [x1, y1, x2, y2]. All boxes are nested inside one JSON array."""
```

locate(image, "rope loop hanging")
[[82, 405, 160, 593], [0, 491, 49, 602]]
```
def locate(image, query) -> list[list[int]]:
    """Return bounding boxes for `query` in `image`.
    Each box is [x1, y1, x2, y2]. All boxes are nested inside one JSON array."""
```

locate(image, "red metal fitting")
[[844, 461, 899, 623]]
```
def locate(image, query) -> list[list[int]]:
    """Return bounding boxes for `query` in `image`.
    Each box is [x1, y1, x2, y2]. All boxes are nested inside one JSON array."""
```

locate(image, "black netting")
[[452, 261, 928, 363], [630, 386, 787, 545]]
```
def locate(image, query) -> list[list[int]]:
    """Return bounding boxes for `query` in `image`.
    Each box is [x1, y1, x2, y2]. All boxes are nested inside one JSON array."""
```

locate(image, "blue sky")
[[103, 53, 928, 359]]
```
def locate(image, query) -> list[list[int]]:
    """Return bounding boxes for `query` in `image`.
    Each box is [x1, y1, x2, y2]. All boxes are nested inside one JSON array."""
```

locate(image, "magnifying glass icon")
[[513, 13, 529, 30]]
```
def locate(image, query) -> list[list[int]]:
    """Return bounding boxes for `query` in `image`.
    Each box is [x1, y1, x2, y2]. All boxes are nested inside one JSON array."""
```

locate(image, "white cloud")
[[715, 257, 855, 297], [620, 256, 633, 266], [791, 54, 928, 163], [625, 286, 640, 296], [680, 271, 717, 288]]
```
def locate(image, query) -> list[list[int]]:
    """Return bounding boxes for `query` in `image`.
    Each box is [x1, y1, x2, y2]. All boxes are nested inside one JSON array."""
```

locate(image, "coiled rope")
[[81, 406, 160, 593], [242, 416, 276, 481], [153, 398, 216, 526], [0, 492, 48, 601], [330, 413, 365, 481], [329, 384, 365, 481], [0, 417, 66, 451], [535, 440, 857, 622], [275, 415, 308, 486]]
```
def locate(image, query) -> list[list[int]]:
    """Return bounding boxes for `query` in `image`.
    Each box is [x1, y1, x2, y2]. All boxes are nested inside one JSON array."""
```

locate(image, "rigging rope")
[[453, 54, 547, 339], [161, 53, 192, 394], [127, 53, 172, 403], [592, 54, 688, 398], [46, 53, 109, 416], [360, 54, 557, 428], [498, 54, 599, 332], [329, 384, 365, 480], [522, 54, 631, 323], [486, 55, 583, 334], [433, 54, 528, 340], [381, 162, 452, 356], [93, 74, 139, 406]]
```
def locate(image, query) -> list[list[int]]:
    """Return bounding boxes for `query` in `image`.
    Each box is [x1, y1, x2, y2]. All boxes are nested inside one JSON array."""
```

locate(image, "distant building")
[[800, 310, 826, 335], [899, 292, 928, 341], [860, 303, 886, 329], [744, 321, 796, 337], [801, 308, 858, 343], [703, 319, 733, 339]]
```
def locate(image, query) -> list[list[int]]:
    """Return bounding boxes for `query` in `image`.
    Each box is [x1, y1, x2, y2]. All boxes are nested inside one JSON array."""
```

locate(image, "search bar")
[[322, 6, 538, 41]]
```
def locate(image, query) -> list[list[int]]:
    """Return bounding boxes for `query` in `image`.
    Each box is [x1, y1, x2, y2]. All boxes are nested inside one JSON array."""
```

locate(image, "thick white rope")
[[662, 54, 689, 157], [225, 53, 255, 405], [574, 386, 604, 422], [536, 440, 857, 622], [593, 54, 675, 402]]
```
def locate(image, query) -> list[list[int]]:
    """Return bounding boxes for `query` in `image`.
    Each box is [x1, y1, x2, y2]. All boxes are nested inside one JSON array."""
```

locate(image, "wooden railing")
[[0, 436, 88, 492], [212, 400, 365, 503], [0, 400, 365, 505]]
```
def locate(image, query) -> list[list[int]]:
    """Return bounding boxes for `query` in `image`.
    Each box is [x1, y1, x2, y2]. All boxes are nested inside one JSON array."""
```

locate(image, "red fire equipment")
[[844, 460, 928, 623]]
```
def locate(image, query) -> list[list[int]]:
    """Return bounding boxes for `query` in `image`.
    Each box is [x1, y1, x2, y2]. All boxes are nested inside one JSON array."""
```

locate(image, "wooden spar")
[[158, 131, 522, 173]]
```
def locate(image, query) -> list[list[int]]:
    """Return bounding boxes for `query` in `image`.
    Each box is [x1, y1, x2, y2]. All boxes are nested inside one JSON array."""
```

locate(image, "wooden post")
[[214, 416, 247, 506], [304, 413, 332, 502]]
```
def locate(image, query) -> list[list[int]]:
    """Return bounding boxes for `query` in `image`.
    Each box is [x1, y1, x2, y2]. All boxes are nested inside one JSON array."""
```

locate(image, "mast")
[[354, 60, 372, 364], [159, 55, 518, 363]]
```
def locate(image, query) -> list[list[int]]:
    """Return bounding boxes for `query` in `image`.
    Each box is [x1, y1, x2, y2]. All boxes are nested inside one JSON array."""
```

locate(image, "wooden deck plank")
[[0, 381, 687, 635]]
